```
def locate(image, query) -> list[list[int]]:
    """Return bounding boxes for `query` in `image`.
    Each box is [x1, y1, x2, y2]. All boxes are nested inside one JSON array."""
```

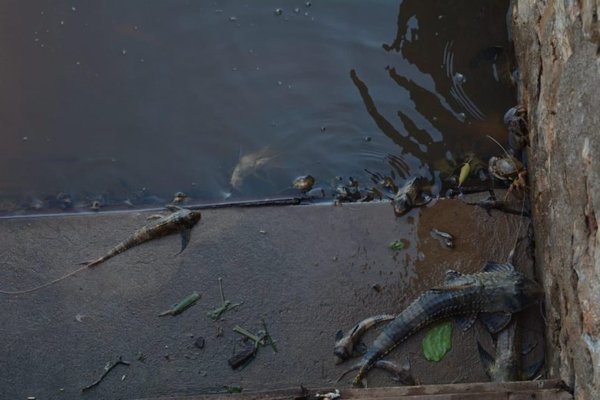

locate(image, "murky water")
[[0, 0, 515, 214]]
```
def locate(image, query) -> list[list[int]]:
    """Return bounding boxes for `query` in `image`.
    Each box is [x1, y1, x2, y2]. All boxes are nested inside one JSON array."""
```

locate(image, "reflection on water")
[[0, 0, 515, 215]]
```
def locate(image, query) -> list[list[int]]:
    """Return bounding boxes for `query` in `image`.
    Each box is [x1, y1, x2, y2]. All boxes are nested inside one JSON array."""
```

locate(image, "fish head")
[[188, 210, 202, 225], [333, 330, 352, 364], [484, 271, 544, 313], [392, 194, 411, 216]]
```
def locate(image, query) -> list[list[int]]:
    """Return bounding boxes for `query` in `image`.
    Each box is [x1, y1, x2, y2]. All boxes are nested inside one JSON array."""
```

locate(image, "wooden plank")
[[136, 380, 572, 400]]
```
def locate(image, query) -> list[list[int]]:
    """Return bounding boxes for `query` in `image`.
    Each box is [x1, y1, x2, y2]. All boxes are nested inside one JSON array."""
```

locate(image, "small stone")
[[372, 283, 382, 292], [274, 8, 283, 16], [194, 336, 205, 349]]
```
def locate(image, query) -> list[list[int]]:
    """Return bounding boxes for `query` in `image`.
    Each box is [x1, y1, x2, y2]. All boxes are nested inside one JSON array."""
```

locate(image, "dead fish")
[[334, 314, 396, 364], [230, 147, 275, 189], [431, 228, 454, 248], [339, 262, 543, 386], [477, 318, 544, 382], [82, 205, 201, 267], [477, 318, 519, 382], [391, 177, 431, 217]]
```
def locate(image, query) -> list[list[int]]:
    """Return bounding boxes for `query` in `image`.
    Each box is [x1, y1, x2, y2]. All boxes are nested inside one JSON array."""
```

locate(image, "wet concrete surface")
[[0, 195, 544, 399]]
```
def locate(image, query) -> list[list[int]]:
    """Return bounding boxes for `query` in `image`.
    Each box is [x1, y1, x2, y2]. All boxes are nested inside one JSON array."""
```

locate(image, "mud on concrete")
[[0, 195, 543, 399]]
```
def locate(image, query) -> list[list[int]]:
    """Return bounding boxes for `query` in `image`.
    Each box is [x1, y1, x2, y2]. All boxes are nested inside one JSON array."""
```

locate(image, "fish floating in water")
[[83, 205, 201, 267], [230, 147, 275, 190], [337, 262, 543, 386]]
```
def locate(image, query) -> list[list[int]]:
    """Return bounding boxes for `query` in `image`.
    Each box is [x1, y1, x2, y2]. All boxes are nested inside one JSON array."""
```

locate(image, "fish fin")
[[522, 355, 545, 380], [454, 314, 478, 332], [480, 312, 513, 334], [177, 228, 192, 255], [482, 262, 515, 273], [373, 360, 415, 386], [445, 269, 463, 284], [476, 340, 495, 379], [335, 362, 361, 383], [335, 329, 344, 342], [355, 340, 367, 355], [414, 193, 432, 207]]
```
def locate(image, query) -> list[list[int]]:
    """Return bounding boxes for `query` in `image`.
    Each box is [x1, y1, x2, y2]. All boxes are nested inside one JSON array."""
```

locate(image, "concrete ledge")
[[0, 198, 542, 399]]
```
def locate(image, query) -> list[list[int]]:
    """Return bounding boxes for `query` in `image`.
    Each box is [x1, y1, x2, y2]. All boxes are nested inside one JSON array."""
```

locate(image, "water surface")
[[0, 0, 515, 214]]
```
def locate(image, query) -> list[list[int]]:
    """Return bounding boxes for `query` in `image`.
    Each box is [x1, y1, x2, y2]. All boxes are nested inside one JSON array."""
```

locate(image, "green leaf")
[[422, 321, 453, 362], [389, 240, 405, 251]]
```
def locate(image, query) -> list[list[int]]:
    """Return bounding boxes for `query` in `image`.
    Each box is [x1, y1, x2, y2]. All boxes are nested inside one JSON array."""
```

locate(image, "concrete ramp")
[[0, 197, 544, 399]]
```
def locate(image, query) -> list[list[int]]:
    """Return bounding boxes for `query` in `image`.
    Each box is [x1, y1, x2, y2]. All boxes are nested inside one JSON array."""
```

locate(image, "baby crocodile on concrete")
[[84, 205, 201, 267], [339, 262, 543, 386]]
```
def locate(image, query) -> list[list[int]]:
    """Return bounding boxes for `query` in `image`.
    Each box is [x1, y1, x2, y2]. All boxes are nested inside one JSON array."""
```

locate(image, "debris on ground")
[[422, 321, 453, 362], [228, 320, 278, 369], [315, 389, 340, 399], [228, 341, 257, 369], [81, 356, 131, 392], [389, 239, 407, 251], [194, 336, 205, 349], [207, 278, 243, 320], [159, 291, 201, 316], [224, 385, 243, 393], [431, 228, 455, 248]]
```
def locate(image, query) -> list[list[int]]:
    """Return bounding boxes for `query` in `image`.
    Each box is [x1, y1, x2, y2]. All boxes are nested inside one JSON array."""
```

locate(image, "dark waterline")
[[0, 0, 515, 215]]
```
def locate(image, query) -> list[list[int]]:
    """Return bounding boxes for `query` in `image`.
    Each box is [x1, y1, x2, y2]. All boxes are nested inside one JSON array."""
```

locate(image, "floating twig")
[[81, 357, 130, 392], [159, 291, 201, 316]]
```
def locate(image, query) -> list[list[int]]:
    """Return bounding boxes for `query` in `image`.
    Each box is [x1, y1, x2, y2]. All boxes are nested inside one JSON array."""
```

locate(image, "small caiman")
[[340, 262, 543, 386], [84, 206, 202, 267]]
